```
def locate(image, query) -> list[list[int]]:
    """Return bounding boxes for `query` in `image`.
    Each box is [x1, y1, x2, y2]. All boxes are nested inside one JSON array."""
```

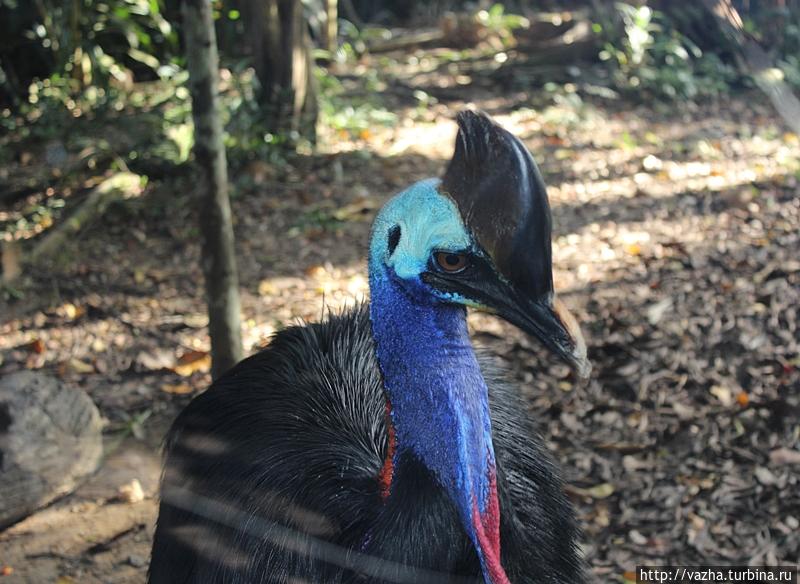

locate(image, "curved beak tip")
[[552, 297, 591, 379], [564, 332, 591, 380], [574, 352, 592, 380]]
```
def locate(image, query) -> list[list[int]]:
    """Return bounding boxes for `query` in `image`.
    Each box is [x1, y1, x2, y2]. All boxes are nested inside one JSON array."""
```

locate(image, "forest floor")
[[1, 44, 799, 583]]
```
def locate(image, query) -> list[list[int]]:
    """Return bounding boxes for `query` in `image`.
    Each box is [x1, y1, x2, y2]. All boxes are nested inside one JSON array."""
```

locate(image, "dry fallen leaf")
[[118, 479, 145, 504], [305, 265, 327, 278], [646, 297, 673, 325], [135, 349, 174, 371], [710, 384, 734, 407], [58, 358, 95, 376], [182, 313, 209, 328], [624, 243, 642, 256], [629, 529, 648, 545], [173, 350, 211, 377], [769, 447, 800, 466], [567, 483, 615, 499], [333, 197, 378, 221], [23, 338, 45, 354], [754, 466, 779, 486], [258, 280, 277, 296], [160, 382, 194, 395], [1, 565, 13, 576], [59, 302, 83, 320]]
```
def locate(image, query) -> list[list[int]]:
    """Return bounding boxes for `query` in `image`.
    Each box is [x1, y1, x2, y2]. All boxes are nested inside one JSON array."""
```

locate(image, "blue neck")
[[369, 264, 504, 582]]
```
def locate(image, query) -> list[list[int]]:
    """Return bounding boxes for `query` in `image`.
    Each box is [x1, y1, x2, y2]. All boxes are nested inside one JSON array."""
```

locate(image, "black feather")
[[149, 305, 585, 583]]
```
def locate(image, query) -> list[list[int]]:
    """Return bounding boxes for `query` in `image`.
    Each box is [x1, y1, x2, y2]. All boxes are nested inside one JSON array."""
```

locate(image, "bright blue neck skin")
[[368, 180, 506, 584]]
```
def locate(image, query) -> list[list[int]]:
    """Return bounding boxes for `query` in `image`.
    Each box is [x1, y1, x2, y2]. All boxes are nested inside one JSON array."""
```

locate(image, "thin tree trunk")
[[323, 0, 338, 54], [182, 0, 243, 379], [243, 0, 317, 142], [701, 0, 800, 135]]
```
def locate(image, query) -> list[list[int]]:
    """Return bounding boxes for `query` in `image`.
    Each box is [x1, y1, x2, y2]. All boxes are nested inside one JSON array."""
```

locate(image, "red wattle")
[[378, 399, 396, 501], [471, 470, 511, 584]]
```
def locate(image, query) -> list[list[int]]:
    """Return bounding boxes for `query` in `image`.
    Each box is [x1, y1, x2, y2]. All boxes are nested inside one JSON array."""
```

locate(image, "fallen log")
[[365, 29, 445, 53], [28, 171, 144, 264], [0, 371, 103, 529], [493, 17, 601, 86]]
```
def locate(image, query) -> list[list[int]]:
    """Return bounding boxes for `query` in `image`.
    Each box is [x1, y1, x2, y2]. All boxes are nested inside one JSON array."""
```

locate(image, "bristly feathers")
[[149, 306, 584, 583]]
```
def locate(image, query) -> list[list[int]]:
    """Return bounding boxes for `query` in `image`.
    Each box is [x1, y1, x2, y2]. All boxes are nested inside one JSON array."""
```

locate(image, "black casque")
[[440, 110, 553, 300]]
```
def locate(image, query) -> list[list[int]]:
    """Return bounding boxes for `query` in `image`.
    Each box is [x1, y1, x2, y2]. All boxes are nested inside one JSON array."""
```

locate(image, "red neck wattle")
[[471, 468, 511, 584]]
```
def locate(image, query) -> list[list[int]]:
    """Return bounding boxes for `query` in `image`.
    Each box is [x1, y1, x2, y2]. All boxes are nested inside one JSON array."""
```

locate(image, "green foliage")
[[780, 55, 800, 88], [2, 0, 178, 108], [315, 67, 397, 139], [222, 66, 294, 164], [475, 3, 530, 46], [598, 3, 738, 100], [773, 11, 800, 89], [724, 4, 800, 92], [289, 206, 345, 236], [323, 20, 393, 65]]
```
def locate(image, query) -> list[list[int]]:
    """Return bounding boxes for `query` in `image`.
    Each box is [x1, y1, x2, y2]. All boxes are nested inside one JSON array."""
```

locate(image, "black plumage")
[[150, 110, 588, 583], [149, 306, 585, 584]]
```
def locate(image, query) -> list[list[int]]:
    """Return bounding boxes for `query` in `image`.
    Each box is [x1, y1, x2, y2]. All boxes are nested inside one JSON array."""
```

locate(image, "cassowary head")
[[367, 111, 588, 584], [370, 110, 589, 376]]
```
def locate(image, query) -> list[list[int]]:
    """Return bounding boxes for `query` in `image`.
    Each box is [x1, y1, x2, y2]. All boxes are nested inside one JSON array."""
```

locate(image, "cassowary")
[[149, 111, 590, 584]]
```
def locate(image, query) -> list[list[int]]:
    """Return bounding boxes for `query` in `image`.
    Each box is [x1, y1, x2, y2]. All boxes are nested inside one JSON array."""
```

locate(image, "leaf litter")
[[0, 73, 798, 582]]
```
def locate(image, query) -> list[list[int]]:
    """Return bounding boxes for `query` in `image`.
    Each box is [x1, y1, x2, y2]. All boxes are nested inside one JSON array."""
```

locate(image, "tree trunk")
[[700, 0, 800, 135], [323, 0, 338, 54], [243, 0, 318, 142], [182, 0, 244, 379]]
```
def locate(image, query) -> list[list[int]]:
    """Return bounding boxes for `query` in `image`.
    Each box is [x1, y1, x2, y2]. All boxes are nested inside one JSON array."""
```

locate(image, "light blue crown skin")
[[369, 178, 471, 283]]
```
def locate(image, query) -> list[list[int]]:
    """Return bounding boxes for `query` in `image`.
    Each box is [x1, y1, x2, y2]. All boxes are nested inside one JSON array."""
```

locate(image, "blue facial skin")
[[368, 178, 499, 580]]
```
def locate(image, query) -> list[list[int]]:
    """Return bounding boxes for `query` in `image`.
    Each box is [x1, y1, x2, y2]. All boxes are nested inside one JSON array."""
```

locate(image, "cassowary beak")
[[497, 292, 590, 378], [436, 110, 591, 378]]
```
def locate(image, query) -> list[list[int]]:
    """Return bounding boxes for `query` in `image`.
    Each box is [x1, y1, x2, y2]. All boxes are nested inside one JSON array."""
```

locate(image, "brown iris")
[[434, 251, 469, 273]]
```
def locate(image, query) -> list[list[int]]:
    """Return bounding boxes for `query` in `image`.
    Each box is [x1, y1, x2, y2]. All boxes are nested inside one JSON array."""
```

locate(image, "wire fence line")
[[162, 486, 482, 584]]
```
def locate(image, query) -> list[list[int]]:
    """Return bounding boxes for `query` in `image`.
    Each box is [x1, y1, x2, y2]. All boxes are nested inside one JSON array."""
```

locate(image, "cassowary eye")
[[434, 251, 469, 273]]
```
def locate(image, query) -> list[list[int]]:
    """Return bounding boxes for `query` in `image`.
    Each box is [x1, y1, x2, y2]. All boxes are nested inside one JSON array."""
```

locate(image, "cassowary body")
[[149, 307, 582, 583], [150, 112, 589, 584]]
